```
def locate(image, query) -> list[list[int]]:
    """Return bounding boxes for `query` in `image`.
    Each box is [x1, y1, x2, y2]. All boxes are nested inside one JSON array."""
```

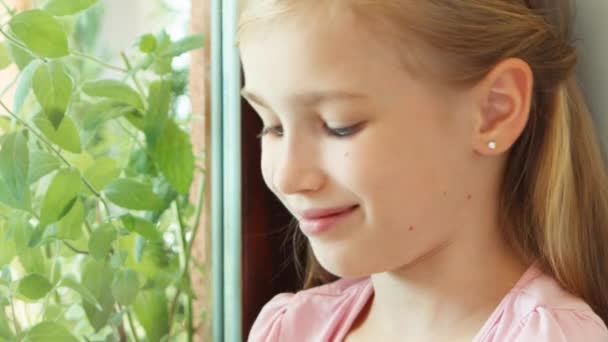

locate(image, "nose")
[[271, 137, 325, 195]]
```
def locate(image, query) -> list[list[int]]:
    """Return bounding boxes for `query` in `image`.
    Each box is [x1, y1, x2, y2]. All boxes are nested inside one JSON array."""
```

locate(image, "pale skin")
[[240, 5, 533, 342]]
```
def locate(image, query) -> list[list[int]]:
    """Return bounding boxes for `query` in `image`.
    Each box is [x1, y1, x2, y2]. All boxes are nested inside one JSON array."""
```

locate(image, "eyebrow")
[[240, 88, 367, 110]]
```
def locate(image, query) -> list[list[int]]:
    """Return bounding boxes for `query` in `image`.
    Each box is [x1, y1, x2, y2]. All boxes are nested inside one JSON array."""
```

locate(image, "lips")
[[297, 205, 359, 220], [297, 205, 359, 235]]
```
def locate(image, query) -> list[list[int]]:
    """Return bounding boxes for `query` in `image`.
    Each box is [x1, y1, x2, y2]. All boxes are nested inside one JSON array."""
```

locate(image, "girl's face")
[[240, 8, 487, 277]]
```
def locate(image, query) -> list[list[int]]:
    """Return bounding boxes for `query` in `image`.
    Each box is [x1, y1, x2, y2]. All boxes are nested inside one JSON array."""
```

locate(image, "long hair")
[[239, 0, 608, 323]]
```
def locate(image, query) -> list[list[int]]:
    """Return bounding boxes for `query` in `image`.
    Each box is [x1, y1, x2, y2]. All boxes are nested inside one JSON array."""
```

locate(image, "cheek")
[[260, 149, 275, 191]]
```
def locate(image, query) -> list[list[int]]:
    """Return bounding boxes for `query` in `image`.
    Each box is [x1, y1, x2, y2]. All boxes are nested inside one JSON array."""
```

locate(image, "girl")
[[239, 0, 608, 341]]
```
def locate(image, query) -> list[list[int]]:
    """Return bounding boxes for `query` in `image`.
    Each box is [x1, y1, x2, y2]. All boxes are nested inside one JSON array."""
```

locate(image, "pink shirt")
[[248, 264, 608, 341]]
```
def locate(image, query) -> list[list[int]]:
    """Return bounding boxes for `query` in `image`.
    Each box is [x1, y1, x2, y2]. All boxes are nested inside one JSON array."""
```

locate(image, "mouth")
[[298, 205, 359, 235]]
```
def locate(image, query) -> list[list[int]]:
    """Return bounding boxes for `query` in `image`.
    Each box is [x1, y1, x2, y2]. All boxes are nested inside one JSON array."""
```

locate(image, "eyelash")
[[256, 124, 360, 139]]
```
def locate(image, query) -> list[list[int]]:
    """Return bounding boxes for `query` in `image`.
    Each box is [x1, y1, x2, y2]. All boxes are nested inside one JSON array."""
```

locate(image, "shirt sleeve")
[[247, 293, 294, 342], [510, 307, 608, 342]]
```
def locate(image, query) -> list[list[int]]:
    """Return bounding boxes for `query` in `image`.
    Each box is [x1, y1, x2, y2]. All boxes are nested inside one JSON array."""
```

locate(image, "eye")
[[256, 125, 283, 139], [326, 123, 363, 138]]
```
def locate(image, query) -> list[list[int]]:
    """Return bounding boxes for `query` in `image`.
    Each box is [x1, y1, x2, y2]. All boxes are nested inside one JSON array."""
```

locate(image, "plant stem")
[[168, 171, 205, 336], [0, 73, 18, 98], [0, 0, 14, 16], [0, 27, 41, 61], [71, 50, 128, 73], [0, 100, 113, 219], [63, 240, 88, 255], [126, 308, 141, 342], [175, 201, 193, 342], [120, 51, 146, 100], [10, 297, 20, 335]]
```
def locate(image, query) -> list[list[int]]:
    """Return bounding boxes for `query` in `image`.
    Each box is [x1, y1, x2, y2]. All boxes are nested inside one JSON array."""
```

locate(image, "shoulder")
[[488, 266, 608, 341], [247, 277, 371, 342]]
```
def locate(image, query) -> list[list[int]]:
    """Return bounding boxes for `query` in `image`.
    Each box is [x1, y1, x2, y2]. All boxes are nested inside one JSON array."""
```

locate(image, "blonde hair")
[[239, 0, 608, 323]]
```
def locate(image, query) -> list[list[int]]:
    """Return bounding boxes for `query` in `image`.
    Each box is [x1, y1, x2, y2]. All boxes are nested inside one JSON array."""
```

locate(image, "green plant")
[[0, 0, 205, 341]]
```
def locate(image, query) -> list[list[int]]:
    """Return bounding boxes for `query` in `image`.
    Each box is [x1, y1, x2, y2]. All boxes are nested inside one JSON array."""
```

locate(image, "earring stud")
[[488, 140, 497, 150]]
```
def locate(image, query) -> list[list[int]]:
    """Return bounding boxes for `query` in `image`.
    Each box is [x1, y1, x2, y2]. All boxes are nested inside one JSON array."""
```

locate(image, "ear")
[[471, 58, 534, 155]]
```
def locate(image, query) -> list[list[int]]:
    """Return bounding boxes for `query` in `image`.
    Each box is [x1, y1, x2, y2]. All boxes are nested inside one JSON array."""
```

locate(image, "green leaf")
[[120, 214, 160, 241], [23, 321, 77, 342], [44, 0, 98, 16], [13, 218, 46, 274], [133, 289, 169, 341], [138, 33, 157, 53], [83, 157, 120, 192], [32, 60, 73, 129], [0, 174, 31, 211], [13, 59, 42, 114], [28, 151, 61, 184], [104, 178, 164, 211], [144, 80, 170, 148], [82, 80, 144, 111], [80, 100, 137, 130], [7, 41, 35, 70], [18, 273, 53, 300], [88, 223, 116, 260], [161, 34, 204, 57], [33, 114, 82, 153], [0, 302, 14, 339], [40, 168, 81, 227], [0, 223, 16, 269], [0, 41, 12, 70], [57, 198, 83, 240], [111, 269, 138, 305], [9, 10, 69, 58], [81, 258, 114, 331], [58, 275, 102, 310], [154, 121, 194, 194], [0, 131, 30, 205]]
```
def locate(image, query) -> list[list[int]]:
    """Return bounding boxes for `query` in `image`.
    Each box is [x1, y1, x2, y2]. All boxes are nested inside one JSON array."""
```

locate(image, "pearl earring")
[[488, 140, 497, 150]]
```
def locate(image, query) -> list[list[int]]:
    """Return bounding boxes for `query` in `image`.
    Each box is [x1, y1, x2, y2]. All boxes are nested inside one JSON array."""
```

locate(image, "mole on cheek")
[[467, 194, 472, 201], [408, 225, 414, 231]]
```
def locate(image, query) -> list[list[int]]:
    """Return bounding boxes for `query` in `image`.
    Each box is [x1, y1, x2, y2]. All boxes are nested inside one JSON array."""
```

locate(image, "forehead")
[[239, 6, 410, 100]]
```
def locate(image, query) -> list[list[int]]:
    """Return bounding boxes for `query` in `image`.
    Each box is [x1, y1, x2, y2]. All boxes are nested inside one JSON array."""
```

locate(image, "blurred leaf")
[[0, 303, 14, 339], [82, 258, 114, 331], [138, 33, 157, 53], [13, 59, 42, 114], [18, 273, 53, 300], [58, 275, 102, 310], [57, 198, 83, 240], [80, 100, 138, 130], [32, 60, 73, 129], [0, 175, 31, 211], [40, 168, 81, 227], [44, 0, 98, 16], [154, 121, 194, 194], [0, 131, 30, 207], [104, 178, 164, 211], [0, 224, 16, 268], [13, 217, 46, 274], [7, 41, 35, 70], [89, 223, 116, 260], [161, 34, 204, 57], [28, 224, 57, 248], [111, 268, 138, 306], [9, 10, 69, 58], [33, 113, 82, 153], [133, 289, 169, 341], [120, 214, 160, 241], [28, 151, 61, 184], [24, 321, 78, 342], [144, 80, 170, 148], [82, 80, 144, 111], [0, 41, 12, 70], [84, 157, 120, 192]]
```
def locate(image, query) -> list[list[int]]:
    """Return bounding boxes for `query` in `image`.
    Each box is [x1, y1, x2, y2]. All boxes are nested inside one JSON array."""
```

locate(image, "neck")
[[360, 224, 529, 340]]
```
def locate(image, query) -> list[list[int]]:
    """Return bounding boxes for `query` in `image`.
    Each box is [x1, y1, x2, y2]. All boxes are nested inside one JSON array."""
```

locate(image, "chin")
[[313, 247, 379, 279]]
